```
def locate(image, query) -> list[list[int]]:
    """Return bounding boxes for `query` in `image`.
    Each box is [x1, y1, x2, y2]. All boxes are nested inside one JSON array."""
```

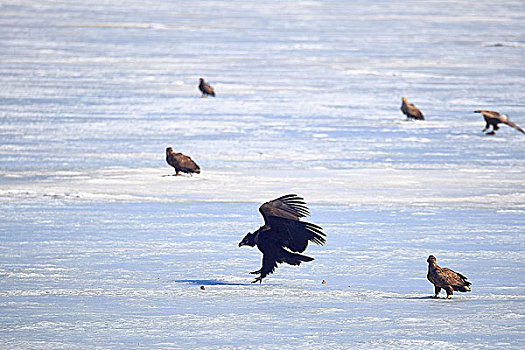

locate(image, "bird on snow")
[[165, 147, 200, 176], [198, 78, 215, 97], [400, 97, 425, 120], [238, 194, 326, 283], [474, 110, 524, 135], [427, 255, 471, 299]]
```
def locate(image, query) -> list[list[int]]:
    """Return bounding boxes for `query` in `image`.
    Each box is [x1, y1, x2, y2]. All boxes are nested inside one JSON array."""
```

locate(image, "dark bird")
[[474, 110, 525, 135], [238, 194, 326, 283], [165, 147, 200, 176], [198, 78, 215, 97], [427, 255, 471, 299], [401, 97, 425, 120]]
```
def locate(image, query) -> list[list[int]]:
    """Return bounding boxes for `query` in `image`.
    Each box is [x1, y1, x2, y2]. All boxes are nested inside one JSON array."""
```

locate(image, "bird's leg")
[[445, 286, 453, 299], [432, 286, 441, 299], [482, 123, 489, 132], [250, 267, 264, 283]]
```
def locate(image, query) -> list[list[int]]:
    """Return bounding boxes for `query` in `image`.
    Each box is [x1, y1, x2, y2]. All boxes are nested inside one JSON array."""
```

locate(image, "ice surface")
[[1, 0, 524, 349]]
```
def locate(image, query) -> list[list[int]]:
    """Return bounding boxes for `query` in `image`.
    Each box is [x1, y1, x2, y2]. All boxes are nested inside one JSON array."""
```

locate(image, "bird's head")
[[402, 96, 407, 102], [427, 255, 437, 264], [238, 232, 256, 247], [199, 78, 204, 83], [166, 147, 173, 155]]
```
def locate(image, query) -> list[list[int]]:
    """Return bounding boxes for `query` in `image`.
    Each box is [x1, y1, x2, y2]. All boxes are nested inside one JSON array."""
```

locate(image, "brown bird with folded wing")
[[165, 147, 200, 176]]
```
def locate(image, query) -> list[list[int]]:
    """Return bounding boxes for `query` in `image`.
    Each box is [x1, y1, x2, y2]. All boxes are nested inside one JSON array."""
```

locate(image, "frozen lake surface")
[[1, 0, 524, 349]]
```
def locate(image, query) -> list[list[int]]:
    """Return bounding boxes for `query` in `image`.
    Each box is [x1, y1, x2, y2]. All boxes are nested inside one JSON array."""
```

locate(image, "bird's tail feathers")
[[453, 285, 471, 292], [453, 272, 471, 292], [281, 249, 314, 266]]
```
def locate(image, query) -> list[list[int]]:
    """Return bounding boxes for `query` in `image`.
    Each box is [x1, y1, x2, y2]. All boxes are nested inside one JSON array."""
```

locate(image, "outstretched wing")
[[474, 110, 500, 118], [258, 194, 325, 253], [259, 194, 310, 221], [501, 119, 525, 134]]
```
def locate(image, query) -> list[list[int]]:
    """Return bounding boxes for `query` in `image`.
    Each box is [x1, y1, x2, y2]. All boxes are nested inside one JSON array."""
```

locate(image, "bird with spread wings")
[[474, 110, 525, 135], [238, 194, 326, 283]]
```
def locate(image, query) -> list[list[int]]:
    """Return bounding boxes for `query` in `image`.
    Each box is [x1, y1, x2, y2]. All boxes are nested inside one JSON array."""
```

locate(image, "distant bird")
[[401, 97, 425, 120], [165, 147, 200, 176], [198, 78, 215, 97], [426, 255, 471, 299], [238, 194, 326, 283], [474, 110, 525, 135]]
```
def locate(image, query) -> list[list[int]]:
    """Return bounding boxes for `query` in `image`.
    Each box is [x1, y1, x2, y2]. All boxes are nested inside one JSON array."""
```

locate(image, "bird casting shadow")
[[174, 279, 250, 286], [403, 296, 437, 300], [381, 295, 436, 300], [383, 295, 470, 301], [161, 174, 195, 178]]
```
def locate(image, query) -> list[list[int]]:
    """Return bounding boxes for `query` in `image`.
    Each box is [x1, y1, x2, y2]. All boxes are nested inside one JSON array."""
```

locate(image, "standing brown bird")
[[165, 147, 200, 176], [198, 78, 215, 97], [238, 194, 326, 283], [427, 255, 471, 299], [474, 110, 525, 135], [400, 97, 425, 120]]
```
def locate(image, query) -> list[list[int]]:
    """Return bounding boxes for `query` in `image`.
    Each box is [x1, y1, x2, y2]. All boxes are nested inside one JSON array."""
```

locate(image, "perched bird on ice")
[[426, 255, 471, 299], [238, 194, 326, 283], [198, 78, 215, 97], [400, 97, 425, 120], [165, 147, 200, 176], [474, 110, 524, 135]]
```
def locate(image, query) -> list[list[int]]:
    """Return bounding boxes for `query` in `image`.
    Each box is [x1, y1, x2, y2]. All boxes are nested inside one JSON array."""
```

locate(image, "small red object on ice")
[[200, 286, 205, 290], [322, 280, 327, 284]]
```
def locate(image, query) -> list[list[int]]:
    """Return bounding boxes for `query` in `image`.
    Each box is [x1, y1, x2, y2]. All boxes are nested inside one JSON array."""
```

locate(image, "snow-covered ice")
[[1, 0, 524, 349]]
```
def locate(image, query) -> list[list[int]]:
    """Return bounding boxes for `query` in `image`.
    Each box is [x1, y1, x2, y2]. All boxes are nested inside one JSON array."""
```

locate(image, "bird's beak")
[[238, 242, 244, 247]]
